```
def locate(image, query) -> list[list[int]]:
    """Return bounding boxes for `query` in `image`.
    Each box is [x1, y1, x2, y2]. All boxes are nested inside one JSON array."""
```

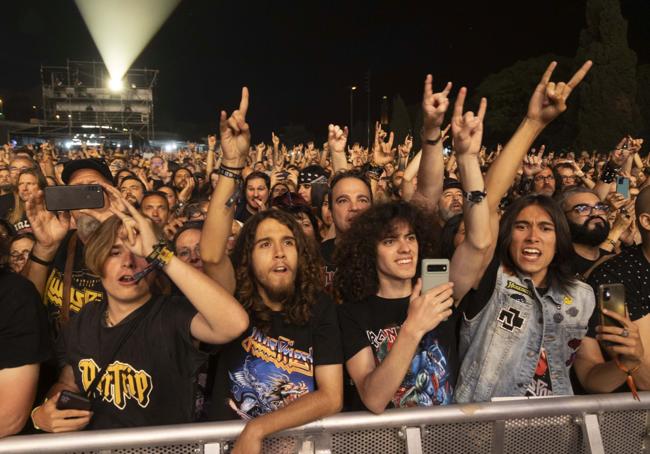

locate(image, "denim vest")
[[454, 265, 595, 403]]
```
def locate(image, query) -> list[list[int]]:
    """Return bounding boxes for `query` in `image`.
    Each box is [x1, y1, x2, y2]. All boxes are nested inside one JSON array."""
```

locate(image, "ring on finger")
[[621, 328, 630, 338]]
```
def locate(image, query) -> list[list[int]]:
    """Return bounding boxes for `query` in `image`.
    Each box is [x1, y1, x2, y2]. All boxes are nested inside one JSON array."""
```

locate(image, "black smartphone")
[[56, 390, 92, 411], [599, 283, 626, 328], [44, 185, 105, 211]]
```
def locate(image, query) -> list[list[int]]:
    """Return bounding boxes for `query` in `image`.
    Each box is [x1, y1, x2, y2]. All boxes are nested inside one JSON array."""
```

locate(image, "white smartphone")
[[421, 258, 450, 293]]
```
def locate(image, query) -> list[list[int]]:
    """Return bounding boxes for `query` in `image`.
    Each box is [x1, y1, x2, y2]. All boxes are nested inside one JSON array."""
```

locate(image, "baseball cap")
[[61, 158, 114, 185]]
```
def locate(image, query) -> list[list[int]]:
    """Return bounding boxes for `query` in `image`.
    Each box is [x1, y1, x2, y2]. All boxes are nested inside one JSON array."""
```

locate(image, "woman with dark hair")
[[310, 182, 335, 241], [455, 194, 596, 403]]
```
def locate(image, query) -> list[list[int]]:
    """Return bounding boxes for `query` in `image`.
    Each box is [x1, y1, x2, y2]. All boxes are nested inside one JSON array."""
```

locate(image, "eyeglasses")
[[534, 175, 555, 182], [10, 250, 30, 261], [565, 203, 610, 216]]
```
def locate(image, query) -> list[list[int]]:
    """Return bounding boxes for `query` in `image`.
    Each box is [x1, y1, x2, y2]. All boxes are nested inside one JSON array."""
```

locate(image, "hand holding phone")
[[44, 185, 105, 211]]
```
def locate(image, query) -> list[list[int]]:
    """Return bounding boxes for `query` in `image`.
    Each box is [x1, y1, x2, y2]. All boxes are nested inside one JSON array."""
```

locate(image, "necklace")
[[104, 310, 114, 328]]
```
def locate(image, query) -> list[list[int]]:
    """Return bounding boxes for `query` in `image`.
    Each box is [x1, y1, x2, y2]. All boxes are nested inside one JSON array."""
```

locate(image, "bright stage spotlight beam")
[[108, 78, 124, 92], [75, 0, 181, 82]]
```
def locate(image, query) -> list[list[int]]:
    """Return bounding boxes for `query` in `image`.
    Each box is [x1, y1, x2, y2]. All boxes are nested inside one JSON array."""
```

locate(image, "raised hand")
[[422, 75, 452, 133], [208, 134, 217, 150], [372, 129, 395, 166], [451, 87, 487, 156], [178, 176, 195, 203], [106, 187, 158, 258], [219, 87, 250, 166], [523, 146, 545, 177], [328, 124, 348, 155], [25, 191, 71, 252], [526, 60, 592, 126]]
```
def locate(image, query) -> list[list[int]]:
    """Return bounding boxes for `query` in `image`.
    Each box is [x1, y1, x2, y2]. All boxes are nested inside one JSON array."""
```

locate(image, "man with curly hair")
[[199, 88, 343, 454], [335, 78, 492, 412]]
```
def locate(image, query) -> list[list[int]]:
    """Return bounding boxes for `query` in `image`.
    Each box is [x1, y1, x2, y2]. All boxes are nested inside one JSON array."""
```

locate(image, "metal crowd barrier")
[[1, 392, 649, 454]]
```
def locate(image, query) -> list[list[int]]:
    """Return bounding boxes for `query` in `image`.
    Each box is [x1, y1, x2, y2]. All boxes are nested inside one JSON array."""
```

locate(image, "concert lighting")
[[75, 0, 180, 83]]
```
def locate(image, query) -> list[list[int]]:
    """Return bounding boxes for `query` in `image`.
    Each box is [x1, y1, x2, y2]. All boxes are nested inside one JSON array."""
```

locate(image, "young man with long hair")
[[200, 88, 343, 454], [30, 186, 248, 432], [455, 61, 594, 402], [335, 78, 492, 412]]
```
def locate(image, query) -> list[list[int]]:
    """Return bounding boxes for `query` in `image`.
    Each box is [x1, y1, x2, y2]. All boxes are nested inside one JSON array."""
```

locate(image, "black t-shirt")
[[44, 230, 105, 341], [63, 295, 206, 429], [209, 294, 342, 421], [338, 294, 459, 410], [568, 248, 612, 277], [0, 271, 51, 369], [0, 192, 15, 220], [12, 215, 32, 234], [320, 238, 337, 292]]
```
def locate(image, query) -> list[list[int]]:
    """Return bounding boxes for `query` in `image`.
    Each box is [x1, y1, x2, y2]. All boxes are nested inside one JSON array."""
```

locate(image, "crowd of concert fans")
[[2, 59, 650, 452]]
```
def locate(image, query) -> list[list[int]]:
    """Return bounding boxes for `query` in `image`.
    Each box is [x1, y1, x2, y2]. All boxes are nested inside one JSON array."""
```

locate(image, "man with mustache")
[[558, 187, 616, 276], [437, 178, 464, 227], [119, 176, 146, 207]]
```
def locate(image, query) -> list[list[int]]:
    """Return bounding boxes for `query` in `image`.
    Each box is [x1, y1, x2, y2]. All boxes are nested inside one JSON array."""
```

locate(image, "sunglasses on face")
[[566, 203, 610, 216]]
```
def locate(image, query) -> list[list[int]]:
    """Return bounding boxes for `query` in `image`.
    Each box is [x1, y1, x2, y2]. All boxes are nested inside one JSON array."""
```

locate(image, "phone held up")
[[44, 184, 105, 212], [598, 283, 627, 346], [421, 258, 450, 293], [616, 176, 630, 200]]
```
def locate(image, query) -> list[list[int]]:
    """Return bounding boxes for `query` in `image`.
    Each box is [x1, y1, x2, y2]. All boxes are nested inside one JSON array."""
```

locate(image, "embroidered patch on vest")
[[497, 307, 526, 332], [509, 293, 527, 304], [505, 281, 532, 297], [566, 307, 579, 317]]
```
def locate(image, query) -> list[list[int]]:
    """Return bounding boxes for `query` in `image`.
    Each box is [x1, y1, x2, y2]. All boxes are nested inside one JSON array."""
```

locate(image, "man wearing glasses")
[[557, 187, 615, 277]]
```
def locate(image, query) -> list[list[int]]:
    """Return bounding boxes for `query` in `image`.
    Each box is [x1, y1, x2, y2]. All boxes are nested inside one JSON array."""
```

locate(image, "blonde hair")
[[84, 215, 122, 277]]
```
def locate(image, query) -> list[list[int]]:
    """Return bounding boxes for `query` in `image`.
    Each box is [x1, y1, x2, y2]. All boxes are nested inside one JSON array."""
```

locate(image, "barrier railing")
[[1, 392, 649, 453]]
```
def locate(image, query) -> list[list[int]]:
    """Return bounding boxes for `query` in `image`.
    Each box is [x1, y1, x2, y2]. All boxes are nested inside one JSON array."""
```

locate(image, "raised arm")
[[410, 76, 451, 211], [328, 124, 350, 173], [200, 88, 251, 293], [448, 88, 491, 302], [109, 190, 249, 345], [486, 60, 593, 211]]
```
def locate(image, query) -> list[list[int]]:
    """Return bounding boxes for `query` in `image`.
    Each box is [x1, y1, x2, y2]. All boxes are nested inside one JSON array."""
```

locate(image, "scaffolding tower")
[[31, 60, 158, 144]]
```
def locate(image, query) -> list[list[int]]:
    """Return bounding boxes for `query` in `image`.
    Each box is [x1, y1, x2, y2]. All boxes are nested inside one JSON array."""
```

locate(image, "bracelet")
[[31, 397, 48, 430], [615, 357, 641, 401], [606, 238, 617, 248], [221, 163, 245, 171], [217, 167, 243, 181], [421, 129, 443, 146], [29, 251, 53, 267]]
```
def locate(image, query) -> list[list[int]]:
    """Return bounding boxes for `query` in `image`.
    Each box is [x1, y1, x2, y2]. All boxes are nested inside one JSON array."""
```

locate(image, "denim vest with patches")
[[454, 265, 595, 403]]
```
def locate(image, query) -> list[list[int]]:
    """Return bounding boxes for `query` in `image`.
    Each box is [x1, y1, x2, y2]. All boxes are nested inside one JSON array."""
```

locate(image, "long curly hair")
[[231, 209, 323, 333], [334, 201, 440, 304]]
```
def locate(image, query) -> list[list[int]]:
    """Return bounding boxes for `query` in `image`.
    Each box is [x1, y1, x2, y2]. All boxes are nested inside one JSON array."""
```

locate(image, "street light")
[[350, 86, 357, 141]]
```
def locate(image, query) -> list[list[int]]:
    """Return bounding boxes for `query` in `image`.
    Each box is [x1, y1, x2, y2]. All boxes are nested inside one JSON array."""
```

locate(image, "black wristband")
[[221, 163, 245, 171], [29, 251, 53, 267], [218, 167, 243, 181]]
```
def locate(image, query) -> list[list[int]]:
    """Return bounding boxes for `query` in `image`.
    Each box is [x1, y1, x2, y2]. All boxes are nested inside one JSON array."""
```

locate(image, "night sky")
[[1, 0, 649, 143]]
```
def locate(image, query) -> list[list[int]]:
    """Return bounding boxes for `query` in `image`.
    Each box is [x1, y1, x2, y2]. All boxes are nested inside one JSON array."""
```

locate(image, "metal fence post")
[[404, 426, 423, 454], [580, 413, 605, 454], [204, 441, 223, 454], [491, 419, 505, 453]]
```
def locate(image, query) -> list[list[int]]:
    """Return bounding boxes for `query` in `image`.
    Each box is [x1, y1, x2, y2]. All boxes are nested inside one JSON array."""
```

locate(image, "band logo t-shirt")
[[338, 295, 459, 410], [210, 295, 342, 421]]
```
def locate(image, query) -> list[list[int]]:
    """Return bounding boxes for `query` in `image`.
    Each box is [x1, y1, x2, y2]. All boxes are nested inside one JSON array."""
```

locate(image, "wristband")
[[217, 167, 243, 181], [221, 163, 245, 171], [29, 251, 53, 267], [606, 238, 617, 248], [614, 357, 641, 401], [421, 128, 443, 146], [31, 398, 48, 431]]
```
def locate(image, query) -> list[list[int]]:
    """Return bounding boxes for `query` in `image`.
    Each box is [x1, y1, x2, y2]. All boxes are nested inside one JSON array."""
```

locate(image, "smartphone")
[[56, 390, 92, 411], [598, 283, 627, 336], [616, 177, 630, 199], [44, 185, 105, 211], [421, 259, 450, 293]]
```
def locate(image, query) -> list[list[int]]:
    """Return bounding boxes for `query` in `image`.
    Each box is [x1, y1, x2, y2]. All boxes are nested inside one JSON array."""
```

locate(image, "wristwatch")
[[464, 190, 487, 204]]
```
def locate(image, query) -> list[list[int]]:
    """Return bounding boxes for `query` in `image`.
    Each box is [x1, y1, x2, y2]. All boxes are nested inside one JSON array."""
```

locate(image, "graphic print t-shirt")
[[338, 295, 459, 410], [525, 348, 553, 397], [63, 296, 206, 429], [44, 230, 104, 341], [209, 294, 343, 421]]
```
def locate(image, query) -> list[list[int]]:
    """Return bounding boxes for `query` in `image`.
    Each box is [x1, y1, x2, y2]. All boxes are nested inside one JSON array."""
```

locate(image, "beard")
[[76, 214, 101, 241], [262, 280, 294, 303], [569, 215, 610, 247]]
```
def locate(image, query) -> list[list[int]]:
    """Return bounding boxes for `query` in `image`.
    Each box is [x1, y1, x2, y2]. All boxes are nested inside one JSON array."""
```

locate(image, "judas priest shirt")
[[209, 294, 343, 421], [62, 295, 206, 429], [338, 295, 460, 410]]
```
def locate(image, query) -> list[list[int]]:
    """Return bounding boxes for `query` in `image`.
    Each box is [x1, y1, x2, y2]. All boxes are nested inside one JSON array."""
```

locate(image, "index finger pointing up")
[[239, 87, 249, 117]]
